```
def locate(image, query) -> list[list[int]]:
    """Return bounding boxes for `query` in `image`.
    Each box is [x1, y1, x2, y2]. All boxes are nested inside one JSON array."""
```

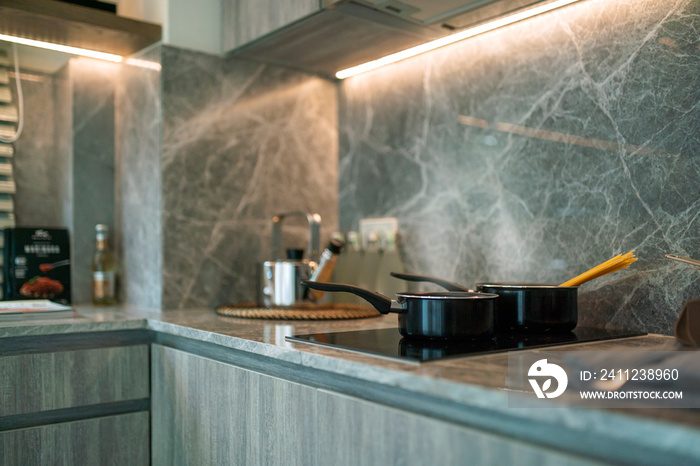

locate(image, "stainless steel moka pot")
[[261, 212, 321, 307]]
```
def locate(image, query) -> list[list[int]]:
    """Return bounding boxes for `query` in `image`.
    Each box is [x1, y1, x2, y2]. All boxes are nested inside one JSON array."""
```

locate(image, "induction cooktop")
[[286, 327, 646, 363]]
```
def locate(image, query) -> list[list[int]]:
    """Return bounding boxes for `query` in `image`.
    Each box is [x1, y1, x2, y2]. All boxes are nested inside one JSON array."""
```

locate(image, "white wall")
[[118, 0, 222, 55]]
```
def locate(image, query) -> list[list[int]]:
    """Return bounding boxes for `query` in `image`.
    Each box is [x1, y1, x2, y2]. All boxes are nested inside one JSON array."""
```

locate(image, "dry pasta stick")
[[560, 250, 637, 287]]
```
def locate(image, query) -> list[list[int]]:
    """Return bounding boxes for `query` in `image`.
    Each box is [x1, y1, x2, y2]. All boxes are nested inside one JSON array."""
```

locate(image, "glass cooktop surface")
[[286, 327, 646, 363]]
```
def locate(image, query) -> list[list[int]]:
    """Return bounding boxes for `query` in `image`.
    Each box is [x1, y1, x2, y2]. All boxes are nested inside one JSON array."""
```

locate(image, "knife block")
[[330, 247, 405, 305]]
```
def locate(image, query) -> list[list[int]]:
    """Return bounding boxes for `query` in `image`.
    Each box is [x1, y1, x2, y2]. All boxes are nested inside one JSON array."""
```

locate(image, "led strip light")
[[336, 0, 583, 79], [0, 33, 122, 63]]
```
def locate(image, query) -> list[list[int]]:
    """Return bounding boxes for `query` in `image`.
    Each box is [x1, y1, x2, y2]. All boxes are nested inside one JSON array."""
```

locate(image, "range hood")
[[229, 0, 558, 79], [0, 0, 161, 59]]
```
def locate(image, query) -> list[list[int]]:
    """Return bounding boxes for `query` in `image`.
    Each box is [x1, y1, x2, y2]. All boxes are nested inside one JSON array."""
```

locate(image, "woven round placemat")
[[215, 302, 380, 320]]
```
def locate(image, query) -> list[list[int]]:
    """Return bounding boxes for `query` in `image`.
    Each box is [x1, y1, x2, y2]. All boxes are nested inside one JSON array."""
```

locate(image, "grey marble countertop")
[[2, 304, 699, 463]]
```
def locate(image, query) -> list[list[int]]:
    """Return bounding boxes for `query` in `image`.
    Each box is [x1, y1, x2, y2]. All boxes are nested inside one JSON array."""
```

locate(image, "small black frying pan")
[[301, 280, 497, 341]]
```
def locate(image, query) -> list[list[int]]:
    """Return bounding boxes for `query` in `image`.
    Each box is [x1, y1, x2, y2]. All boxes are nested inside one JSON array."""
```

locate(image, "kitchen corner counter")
[[2, 304, 699, 465]]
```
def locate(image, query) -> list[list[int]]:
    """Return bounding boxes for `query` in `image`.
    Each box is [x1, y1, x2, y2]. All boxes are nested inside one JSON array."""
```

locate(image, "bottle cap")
[[327, 239, 344, 255], [96, 224, 109, 232], [286, 248, 305, 260]]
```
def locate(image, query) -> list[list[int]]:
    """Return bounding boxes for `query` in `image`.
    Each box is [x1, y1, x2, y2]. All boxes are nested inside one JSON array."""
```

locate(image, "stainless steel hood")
[[229, 0, 553, 79], [0, 0, 161, 59], [350, 0, 545, 28]]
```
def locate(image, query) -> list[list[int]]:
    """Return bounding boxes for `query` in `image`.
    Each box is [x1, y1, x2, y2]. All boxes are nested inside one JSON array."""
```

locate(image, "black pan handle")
[[389, 272, 471, 292], [301, 280, 398, 314]]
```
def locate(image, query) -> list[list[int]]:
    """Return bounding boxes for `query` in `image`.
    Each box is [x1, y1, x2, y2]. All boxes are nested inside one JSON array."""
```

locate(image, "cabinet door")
[[152, 344, 598, 465], [0, 345, 149, 416], [222, 0, 320, 51], [0, 411, 149, 466], [151, 344, 317, 466], [316, 391, 599, 466]]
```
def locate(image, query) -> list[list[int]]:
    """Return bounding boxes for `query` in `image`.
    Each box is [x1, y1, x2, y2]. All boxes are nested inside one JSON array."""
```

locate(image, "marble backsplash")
[[12, 70, 65, 228], [10, 59, 117, 303], [70, 59, 119, 303], [160, 46, 338, 308], [338, 0, 699, 334], [117, 45, 163, 309], [117, 45, 338, 309], [11, 43, 337, 309]]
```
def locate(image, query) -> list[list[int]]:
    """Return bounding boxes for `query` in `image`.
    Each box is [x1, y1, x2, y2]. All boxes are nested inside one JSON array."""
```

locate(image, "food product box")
[[3, 227, 71, 304]]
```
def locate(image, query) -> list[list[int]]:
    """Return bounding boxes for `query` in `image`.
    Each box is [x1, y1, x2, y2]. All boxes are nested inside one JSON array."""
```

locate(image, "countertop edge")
[[2, 311, 699, 464], [145, 319, 700, 465]]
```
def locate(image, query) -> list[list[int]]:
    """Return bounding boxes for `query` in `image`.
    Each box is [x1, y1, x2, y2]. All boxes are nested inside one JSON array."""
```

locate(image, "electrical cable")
[[0, 43, 24, 143]]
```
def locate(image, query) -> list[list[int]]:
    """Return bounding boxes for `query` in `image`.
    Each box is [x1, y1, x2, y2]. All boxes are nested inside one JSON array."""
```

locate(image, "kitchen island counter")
[[1, 305, 698, 465]]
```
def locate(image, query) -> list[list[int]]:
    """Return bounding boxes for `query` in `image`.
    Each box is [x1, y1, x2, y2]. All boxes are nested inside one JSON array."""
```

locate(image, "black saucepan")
[[390, 272, 578, 333], [301, 280, 497, 341]]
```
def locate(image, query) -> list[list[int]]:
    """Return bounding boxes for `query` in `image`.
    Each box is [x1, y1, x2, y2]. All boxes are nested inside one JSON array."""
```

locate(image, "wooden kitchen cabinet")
[[315, 391, 599, 466], [152, 344, 598, 465], [151, 344, 317, 465], [0, 343, 150, 466], [222, 0, 321, 52], [0, 411, 149, 465], [0, 345, 149, 416]]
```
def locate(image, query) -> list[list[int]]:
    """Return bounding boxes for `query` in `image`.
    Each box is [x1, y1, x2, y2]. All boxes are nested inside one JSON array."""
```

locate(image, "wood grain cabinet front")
[[0, 411, 149, 465], [151, 344, 317, 465], [0, 345, 149, 417], [315, 391, 599, 466], [0, 344, 150, 466], [151, 344, 598, 466]]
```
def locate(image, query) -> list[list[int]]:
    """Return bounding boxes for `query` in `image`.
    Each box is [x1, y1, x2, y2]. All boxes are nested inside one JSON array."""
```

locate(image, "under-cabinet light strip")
[[336, 0, 582, 79], [0, 33, 122, 63]]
